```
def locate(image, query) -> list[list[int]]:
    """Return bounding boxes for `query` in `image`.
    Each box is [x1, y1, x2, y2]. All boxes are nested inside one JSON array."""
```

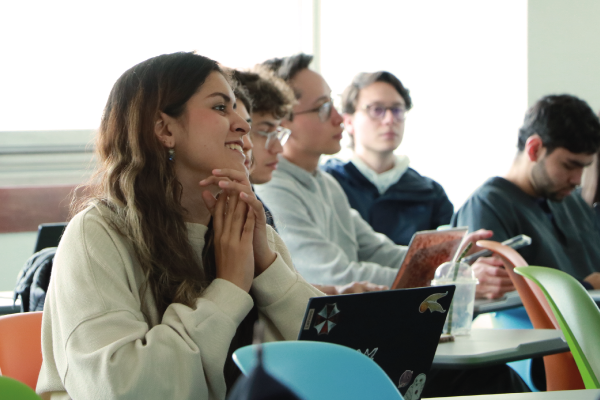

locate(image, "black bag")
[[14, 247, 56, 312], [227, 354, 302, 400]]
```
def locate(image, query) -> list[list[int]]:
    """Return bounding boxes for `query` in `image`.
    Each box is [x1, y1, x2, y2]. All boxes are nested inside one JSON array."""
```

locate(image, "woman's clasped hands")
[[200, 168, 277, 292]]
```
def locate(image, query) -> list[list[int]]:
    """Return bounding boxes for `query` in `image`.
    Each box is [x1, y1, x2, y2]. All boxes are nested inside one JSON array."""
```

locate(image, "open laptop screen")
[[391, 228, 467, 290]]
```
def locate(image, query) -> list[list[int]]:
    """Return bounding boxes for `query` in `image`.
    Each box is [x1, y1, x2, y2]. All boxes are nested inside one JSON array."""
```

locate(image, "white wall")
[[528, 0, 600, 111], [0, 233, 37, 291], [320, 0, 528, 210], [0, 0, 310, 131]]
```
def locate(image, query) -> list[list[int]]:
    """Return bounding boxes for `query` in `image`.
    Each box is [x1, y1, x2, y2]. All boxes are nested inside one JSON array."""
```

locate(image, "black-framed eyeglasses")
[[364, 104, 407, 121], [252, 126, 292, 149], [294, 101, 333, 122]]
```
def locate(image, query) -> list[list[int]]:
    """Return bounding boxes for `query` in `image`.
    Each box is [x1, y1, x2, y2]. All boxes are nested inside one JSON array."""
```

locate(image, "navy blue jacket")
[[322, 159, 454, 245]]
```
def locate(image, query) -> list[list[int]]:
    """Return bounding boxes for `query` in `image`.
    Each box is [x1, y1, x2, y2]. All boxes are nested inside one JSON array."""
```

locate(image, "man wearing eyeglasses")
[[322, 71, 454, 247], [255, 54, 402, 286], [243, 70, 294, 187]]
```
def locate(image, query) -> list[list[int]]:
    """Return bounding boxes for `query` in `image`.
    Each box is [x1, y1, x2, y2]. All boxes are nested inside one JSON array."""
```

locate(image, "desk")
[[0, 291, 20, 315], [424, 389, 600, 400], [474, 291, 523, 316], [474, 290, 600, 316], [432, 329, 569, 369]]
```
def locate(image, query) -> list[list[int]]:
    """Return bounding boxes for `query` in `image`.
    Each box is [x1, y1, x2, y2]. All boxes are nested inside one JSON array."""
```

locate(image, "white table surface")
[[474, 290, 600, 315], [424, 389, 600, 400], [432, 329, 569, 369], [474, 291, 523, 315]]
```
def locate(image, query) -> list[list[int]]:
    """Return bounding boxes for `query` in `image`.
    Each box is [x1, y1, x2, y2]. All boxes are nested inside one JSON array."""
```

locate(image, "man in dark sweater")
[[322, 71, 453, 246], [453, 94, 600, 289]]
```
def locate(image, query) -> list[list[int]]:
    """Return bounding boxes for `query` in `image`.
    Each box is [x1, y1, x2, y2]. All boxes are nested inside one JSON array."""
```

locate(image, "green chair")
[[515, 266, 600, 389], [0, 376, 42, 399]]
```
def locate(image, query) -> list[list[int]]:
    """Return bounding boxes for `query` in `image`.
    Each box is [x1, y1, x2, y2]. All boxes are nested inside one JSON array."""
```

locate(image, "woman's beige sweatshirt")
[[37, 204, 322, 399]]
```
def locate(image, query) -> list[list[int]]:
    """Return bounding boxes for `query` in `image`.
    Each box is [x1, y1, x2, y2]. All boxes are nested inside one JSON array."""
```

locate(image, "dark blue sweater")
[[322, 159, 454, 245]]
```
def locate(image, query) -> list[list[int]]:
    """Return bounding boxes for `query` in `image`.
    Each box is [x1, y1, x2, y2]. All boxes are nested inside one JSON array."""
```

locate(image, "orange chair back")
[[0, 312, 43, 390], [476, 240, 584, 391], [477, 240, 558, 329]]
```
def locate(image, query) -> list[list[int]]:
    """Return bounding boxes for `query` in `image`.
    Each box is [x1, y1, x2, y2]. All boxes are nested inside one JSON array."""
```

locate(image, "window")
[[320, 0, 527, 208], [0, 0, 312, 185]]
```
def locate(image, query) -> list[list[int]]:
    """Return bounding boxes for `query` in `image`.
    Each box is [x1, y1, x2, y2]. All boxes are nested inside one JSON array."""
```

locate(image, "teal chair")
[[0, 376, 42, 399], [489, 307, 538, 390], [515, 266, 600, 389], [233, 341, 404, 399]]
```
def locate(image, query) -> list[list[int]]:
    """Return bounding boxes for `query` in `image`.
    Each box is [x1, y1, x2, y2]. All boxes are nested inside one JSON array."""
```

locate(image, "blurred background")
[[1, 0, 600, 290]]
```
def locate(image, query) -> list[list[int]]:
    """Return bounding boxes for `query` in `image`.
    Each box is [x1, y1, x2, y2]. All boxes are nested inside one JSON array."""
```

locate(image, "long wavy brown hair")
[[73, 51, 257, 390]]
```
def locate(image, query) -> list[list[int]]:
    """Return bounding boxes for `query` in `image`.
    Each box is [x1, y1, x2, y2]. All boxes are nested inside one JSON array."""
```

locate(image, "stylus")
[[462, 234, 532, 264]]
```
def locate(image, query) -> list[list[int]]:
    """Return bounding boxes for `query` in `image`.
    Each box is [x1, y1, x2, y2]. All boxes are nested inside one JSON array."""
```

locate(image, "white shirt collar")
[[351, 154, 410, 194]]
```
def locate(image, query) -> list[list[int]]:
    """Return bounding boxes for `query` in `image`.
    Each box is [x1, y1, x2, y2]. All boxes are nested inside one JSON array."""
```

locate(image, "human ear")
[[154, 112, 176, 148], [343, 113, 354, 135], [525, 134, 544, 162]]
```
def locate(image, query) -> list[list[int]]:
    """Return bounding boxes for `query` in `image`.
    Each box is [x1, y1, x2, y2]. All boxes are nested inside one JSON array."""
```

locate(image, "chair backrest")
[[515, 266, 600, 389], [0, 376, 42, 399], [233, 341, 403, 399], [477, 241, 584, 390], [0, 312, 43, 390], [476, 240, 558, 329]]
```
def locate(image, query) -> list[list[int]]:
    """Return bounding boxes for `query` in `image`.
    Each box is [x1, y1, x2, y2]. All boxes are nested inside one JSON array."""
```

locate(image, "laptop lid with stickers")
[[297, 285, 455, 400]]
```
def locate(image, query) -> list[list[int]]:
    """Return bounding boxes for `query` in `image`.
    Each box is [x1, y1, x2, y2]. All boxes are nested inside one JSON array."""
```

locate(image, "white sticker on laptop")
[[419, 292, 448, 314], [404, 373, 426, 400], [314, 303, 340, 335], [357, 347, 378, 360], [303, 309, 315, 330]]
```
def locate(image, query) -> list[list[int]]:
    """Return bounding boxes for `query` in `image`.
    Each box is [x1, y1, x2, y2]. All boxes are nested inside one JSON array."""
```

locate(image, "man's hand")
[[312, 281, 388, 295], [462, 229, 493, 257], [335, 281, 388, 294], [584, 272, 600, 289], [473, 256, 516, 299]]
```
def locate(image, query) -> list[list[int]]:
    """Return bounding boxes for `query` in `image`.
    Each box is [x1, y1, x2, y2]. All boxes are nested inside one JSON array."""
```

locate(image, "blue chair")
[[490, 307, 538, 391], [233, 341, 403, 399]]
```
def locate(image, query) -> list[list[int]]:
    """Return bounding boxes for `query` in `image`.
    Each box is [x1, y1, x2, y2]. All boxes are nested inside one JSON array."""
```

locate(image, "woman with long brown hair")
[[36, 52, 322, 399]]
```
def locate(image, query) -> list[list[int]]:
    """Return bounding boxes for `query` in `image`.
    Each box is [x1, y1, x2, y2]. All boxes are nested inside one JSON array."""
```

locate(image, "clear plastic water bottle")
[[431, 261, 478, 335]]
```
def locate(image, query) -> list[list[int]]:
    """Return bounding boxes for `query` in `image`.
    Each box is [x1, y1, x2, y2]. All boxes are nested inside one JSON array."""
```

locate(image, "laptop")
[[33, 222, 68, 254], [391, 227, 467, 290], [298, 285, 455, 399]]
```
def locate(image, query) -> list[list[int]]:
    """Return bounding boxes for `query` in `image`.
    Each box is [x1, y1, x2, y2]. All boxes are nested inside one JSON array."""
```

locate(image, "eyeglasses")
[[294, 101, 333, 122], [364, 104, 407, 122], [252, 126, 292, 149]]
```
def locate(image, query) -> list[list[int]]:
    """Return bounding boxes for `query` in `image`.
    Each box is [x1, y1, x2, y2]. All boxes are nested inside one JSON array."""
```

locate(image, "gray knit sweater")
[[255, 156, 407, 286]]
